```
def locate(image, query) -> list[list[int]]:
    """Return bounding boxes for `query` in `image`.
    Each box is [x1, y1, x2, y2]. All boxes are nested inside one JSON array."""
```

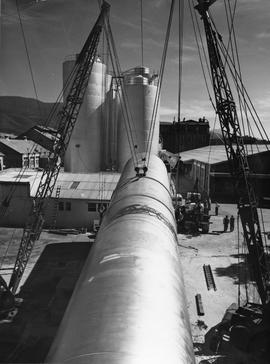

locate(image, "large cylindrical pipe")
[[47, 155, 195, 364]]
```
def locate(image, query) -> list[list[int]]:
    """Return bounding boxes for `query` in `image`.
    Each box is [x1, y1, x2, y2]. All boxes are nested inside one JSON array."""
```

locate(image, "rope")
[[103, 17, 139, 167], [140, 0, 144, 67], [0, 61, 80, 221], [210, 16, 270, 147], [207, 114, 217, 165], [15, 0, 43, 120], [145, 0, 176, 167], [237, 212, 241, 306], [96, 0, 139, 167], [224, 0, 252, 157], [189, 0, 216, 112], [178, 0, 184, 121], [1, 0, 81, 217]]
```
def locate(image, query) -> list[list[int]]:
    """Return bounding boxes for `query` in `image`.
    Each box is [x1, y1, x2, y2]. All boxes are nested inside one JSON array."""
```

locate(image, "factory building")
[[0, 169, 120, 229], [117, 67, 160, 171], [0, 62, 161, 230], [63, 57, 160, 173], [0, 139, 41, 169], [17, 125, 58, 152], [63, 57, 111, 173], [178, 144, 270, 204], [0, 152, 4, 170], [160, 118, 210, 153]]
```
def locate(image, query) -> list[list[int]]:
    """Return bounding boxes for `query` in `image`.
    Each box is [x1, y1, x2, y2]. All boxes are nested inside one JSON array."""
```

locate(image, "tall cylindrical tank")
[[64, 57, 108, 173], [46, 154, 195, 364], [104, 80, 120, 170], [117, 68, 160, 171]]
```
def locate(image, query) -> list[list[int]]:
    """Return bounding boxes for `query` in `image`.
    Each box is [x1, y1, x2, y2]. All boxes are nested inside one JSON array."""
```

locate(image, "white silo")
[[64, 57, 108, 173], [104, 80, 120, 171], [117, 67, 160, 171]]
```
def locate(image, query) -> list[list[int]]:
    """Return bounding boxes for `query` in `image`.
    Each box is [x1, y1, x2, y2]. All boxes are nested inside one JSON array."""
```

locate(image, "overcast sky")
[[1, 0, 270, 135]]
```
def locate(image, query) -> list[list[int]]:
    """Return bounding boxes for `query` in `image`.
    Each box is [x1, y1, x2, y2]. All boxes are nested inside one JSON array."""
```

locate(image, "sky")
[[1, 0, 270, 135]]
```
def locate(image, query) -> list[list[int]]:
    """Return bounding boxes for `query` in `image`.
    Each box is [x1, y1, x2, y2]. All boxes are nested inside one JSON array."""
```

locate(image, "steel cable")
[[189, 0, 216, 112], [145, 0, 176, 167]]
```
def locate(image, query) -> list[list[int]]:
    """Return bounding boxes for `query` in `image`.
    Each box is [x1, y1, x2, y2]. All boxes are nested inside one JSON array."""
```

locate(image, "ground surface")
[[1, 204, 270, 363], [179, 204, 270, 363]]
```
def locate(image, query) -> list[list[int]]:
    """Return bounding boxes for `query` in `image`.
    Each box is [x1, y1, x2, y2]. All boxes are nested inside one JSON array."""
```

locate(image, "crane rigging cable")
[[214, 29, 270, 146], [103, 19, 139, 167], [15, 0, 43, 120], [188, 0, 216, 111], [224, 0, 257, 159], [194, 0, 270, 305], [223, 0, 247, 143], [0, 54, 80, 221], [97, 0, 139, 168], [0, 0, 54, 218], [190, 0, 270, 148], [207, 10, 270, 146], [222, 0, 237, 70], [140, 0, 144, 67], [178, 0, 184, 121], [145, 0, 175, 168], [8, 3, 111, 294]]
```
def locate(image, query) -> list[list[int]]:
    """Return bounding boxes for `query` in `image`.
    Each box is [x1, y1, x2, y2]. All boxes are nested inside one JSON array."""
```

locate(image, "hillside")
[[0, 96, 62, 135]]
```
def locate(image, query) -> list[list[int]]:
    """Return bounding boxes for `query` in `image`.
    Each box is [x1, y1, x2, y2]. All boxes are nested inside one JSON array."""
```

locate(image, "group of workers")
[[223, 215, 235, 232], [214, 202, 235, 232]]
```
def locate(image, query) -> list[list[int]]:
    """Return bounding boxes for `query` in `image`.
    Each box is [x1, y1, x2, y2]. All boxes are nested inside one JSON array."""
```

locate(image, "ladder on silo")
[[50, 186, 61, 229]]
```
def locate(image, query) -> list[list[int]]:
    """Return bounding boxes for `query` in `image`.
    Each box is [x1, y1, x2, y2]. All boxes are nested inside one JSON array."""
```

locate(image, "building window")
[[88, 203, 96, 212], [29, 156, 35, 168], [35, 156, 39, 167], [58, 201, 64, 211], [66, 202, 71, 211], [70, 181, 80, 189], [23, 156, 29, 167]]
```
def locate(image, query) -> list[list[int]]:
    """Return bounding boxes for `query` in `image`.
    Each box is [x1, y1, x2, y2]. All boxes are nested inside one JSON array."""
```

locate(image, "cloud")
[[150, 0, 170, 8], [120, 37, 167, 50], [160, 106, 178, 117], [170, 54, 197, 65], [111, 15, 140, 31], [257, 31, 270, 39]]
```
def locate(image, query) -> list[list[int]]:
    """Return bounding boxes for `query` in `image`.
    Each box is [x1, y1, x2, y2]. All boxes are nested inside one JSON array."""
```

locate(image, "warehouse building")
[[160, 118, 210, 153], [17, 125, 58, 152], [0, 169, 120, 229], [178, 144, 270, 204], [0, 139, 41, 169], [0, 138, 51, 170], [0, 153, 4, 171]]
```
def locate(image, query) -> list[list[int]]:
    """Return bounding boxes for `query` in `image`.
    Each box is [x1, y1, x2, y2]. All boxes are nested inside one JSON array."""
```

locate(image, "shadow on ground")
[[214, 258, 250, 285]]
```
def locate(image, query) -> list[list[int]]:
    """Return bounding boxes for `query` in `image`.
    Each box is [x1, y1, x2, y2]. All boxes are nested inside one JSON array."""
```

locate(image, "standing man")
[[215, 202, 220, 216], [223, 215, 229, 232], [230, 215, 235, 232]]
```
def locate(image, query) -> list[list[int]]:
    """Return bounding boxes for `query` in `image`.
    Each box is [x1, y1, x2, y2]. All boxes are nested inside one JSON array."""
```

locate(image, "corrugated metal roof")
[[179, 144, 269, 164], [0, 139, 46, 155], [0, 169, 121, 200]]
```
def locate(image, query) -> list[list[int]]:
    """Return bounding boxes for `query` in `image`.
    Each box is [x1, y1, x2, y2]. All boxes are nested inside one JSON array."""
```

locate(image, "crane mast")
[[195, 0, 269, 305], [7, 2, 110, 294]]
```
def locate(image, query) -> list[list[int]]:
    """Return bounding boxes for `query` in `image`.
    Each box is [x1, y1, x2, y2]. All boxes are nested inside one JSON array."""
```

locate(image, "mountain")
[[210, 128, 269, 145], [0, 96, 62, 135]]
